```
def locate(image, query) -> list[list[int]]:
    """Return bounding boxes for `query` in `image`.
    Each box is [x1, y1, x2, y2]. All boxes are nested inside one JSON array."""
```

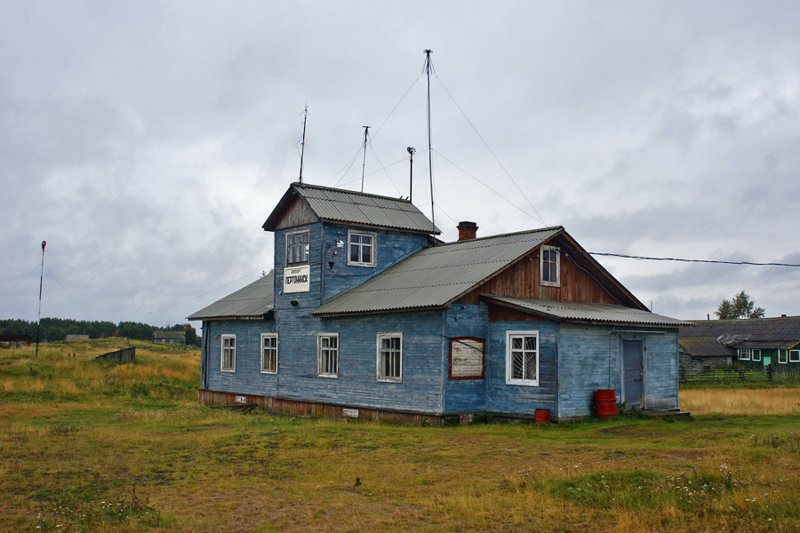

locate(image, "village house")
[[679, 316, 800, 375], [152, 330, 186, 344], [189, 182, 688, 423]]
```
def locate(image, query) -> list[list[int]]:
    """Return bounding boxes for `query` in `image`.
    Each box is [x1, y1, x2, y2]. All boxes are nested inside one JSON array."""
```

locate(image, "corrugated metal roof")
[[679, 337, 735, 357], [188, 271, 275, 321], [483, 295, 689, 328], [313, 228, 562, 316], [679, 316, 800, 344], [264, 183, 440, 234]]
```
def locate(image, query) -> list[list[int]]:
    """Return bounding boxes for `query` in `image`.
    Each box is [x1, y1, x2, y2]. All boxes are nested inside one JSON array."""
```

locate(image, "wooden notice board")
[[449, 337, 485, 380]]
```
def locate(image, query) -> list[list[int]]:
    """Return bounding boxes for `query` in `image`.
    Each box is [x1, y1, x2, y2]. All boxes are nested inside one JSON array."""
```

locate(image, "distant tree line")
[[0, 318, 200, 346]]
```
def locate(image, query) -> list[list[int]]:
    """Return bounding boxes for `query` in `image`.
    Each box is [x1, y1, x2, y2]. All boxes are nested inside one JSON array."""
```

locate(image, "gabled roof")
[[483, 296, 689, 328], [187, 271, 275, 321], [262, 182, 440, 234], [678, 316, 800, 353], [313, 227, 562, 316]]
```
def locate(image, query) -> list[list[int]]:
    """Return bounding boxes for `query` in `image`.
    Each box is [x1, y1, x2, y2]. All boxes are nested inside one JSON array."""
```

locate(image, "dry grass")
[[682, 387, 800, 415], [2, 340, 800, 531]]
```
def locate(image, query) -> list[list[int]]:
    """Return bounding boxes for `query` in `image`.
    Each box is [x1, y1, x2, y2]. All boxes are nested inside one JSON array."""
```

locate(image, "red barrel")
[[594, 389, 618, 419], [534, 408, 551, 424]]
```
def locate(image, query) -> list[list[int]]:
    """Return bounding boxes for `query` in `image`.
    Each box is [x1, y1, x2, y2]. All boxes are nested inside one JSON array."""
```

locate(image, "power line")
[[588, 252, 800, 268]]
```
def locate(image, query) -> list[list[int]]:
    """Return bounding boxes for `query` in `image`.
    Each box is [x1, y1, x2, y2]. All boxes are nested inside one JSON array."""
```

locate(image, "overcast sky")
[[2, 1, 799, 328]]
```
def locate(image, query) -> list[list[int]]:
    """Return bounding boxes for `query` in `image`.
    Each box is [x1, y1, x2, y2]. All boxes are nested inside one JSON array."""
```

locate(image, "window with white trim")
[[261, 333, 278, 374], [752, 349, 762, 362], [738, 348, 751, 361], [778, 349, 788, 364], [377, 333, 402, 382], [286, 231, 309, 265], [317, 334, 339, 377], [348, 231, 376, 266], [790, 350, 800, 363], [221, 335, 236, 372], [541, 246, 560, 287], [506, 331, 539, 386]]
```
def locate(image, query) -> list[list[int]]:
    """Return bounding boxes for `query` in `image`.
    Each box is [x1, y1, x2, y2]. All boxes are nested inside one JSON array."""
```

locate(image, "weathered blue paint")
[[202, 319, 276, 396], [443, 303, 489, 413], [197, 209, 682, 420], [483, 319, 559, 416], [320, 223, 429, 302]]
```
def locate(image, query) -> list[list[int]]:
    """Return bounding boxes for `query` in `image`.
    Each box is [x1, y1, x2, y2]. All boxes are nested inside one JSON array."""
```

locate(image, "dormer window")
[[541, 245, 560, 287], [287, 231, 309, 265], [348, 230, 376, 267]]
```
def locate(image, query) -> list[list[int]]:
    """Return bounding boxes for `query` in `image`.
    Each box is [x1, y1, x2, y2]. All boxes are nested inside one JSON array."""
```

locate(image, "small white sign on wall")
[[342, 408, 359, 418], [235, 395, 248, 404], [284, 265, 310, 293]]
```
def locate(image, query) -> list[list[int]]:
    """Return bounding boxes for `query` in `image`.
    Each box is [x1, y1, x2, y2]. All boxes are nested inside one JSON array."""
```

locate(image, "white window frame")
[[778, 349, 788, 364], [317, 333, 339, 378], [377, 333, 403, 383], [286, 230, 310, 266], [348, 230, 376, 267], [540, 245, 560, 287], [505, 330, 540, 386], [752, 349, 762, 362], [221, 334, 236, 372], [738, 348, 750, 361], [790, 349, 800, 363], [260, 333, 278, 374]]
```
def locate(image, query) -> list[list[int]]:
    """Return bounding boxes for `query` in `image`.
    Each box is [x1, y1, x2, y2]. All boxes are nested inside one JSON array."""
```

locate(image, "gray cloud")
[[2, 1, 799, 326]]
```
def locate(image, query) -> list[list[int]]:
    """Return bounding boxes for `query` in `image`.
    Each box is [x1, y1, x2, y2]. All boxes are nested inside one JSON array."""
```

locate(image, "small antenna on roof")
[[298, 106, 309, 184], [407, 146, 416, 202], [360, 125, 371, 192]]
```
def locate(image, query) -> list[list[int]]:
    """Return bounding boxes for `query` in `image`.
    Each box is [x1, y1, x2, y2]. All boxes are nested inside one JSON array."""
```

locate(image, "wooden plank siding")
[[457, 242, 622, 306], [273, 196, 319, 230]]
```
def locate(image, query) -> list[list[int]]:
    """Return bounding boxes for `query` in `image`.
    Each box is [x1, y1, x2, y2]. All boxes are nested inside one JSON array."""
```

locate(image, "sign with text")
[[283, 265, 310, 293], [449, 337, 485, 380]]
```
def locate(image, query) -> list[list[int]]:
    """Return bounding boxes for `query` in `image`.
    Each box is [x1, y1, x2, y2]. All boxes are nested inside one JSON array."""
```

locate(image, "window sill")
[[318, 374, 338, 379], [221, 369, 236, 373], [377, 377, 402, 383], [505, 379, 539, 387], [260, 370, 278, 375]]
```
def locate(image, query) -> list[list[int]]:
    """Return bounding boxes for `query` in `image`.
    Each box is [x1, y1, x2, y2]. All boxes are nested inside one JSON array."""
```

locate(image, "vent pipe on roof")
[[457, 221, 478, 241]]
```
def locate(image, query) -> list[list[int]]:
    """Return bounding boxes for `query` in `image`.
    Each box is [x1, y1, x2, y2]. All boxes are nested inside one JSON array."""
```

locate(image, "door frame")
[[620, 337, 645, 409]]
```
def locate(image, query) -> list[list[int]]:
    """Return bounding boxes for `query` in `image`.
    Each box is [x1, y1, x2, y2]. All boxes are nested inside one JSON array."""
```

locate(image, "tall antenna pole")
[[298, 106, 309, 184], [424, 49, 435, 233], [407, 146, 416, 202], [360, 125, 370, 193], [35, 240, 46, 358]]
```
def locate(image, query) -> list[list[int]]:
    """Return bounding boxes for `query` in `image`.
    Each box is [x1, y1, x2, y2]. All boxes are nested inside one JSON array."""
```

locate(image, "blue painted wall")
[[442, 303, 489, 413], [320, 223, 429, 302], [202, 319, 276, 396], [484, 319, 559, 416], [643, 331, 679, 410]]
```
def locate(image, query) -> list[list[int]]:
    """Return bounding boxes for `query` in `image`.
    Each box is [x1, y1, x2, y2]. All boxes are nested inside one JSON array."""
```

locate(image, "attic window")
[[541, 245, 560, 287], [287, 231, 309, 265], [348, 230, 376, 267]]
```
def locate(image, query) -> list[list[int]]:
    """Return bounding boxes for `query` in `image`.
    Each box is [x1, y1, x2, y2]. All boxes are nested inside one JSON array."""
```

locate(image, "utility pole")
[[424, 49, 435, 233], [407, 146, 416, 202], [360, 125, 370, 193], [35, 240, 46, 358]]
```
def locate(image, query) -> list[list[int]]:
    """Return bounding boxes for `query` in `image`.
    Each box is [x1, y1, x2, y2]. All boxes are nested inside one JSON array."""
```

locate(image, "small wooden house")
[[679, 316, 800, 373], [189, 183, 687, 422], [153, 330, 186, 344]]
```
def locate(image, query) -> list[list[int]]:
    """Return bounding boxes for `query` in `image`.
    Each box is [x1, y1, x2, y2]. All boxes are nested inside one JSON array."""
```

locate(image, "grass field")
[[2, 339, 799, 531]]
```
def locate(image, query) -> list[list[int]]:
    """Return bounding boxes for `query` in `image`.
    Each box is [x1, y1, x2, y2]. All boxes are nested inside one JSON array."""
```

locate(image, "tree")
[[715, 291, 765, 319]]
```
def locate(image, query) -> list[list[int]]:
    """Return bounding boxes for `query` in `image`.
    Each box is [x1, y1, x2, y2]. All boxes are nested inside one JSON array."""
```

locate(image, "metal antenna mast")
[[407, 146, 416, 202], [298, 106, 309, 184], [424, 49, 435, 233], [35, 240, 46, 358], [360, 125, 371, 192]]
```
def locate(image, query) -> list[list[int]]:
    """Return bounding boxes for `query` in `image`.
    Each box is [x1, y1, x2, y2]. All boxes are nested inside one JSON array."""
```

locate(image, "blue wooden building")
[[189, 182, 687, 422]]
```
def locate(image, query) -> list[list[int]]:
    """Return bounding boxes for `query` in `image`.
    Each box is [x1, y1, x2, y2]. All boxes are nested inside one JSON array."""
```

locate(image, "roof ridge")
[[293, 182, 414, 204], [429, 225, 564, 248]]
